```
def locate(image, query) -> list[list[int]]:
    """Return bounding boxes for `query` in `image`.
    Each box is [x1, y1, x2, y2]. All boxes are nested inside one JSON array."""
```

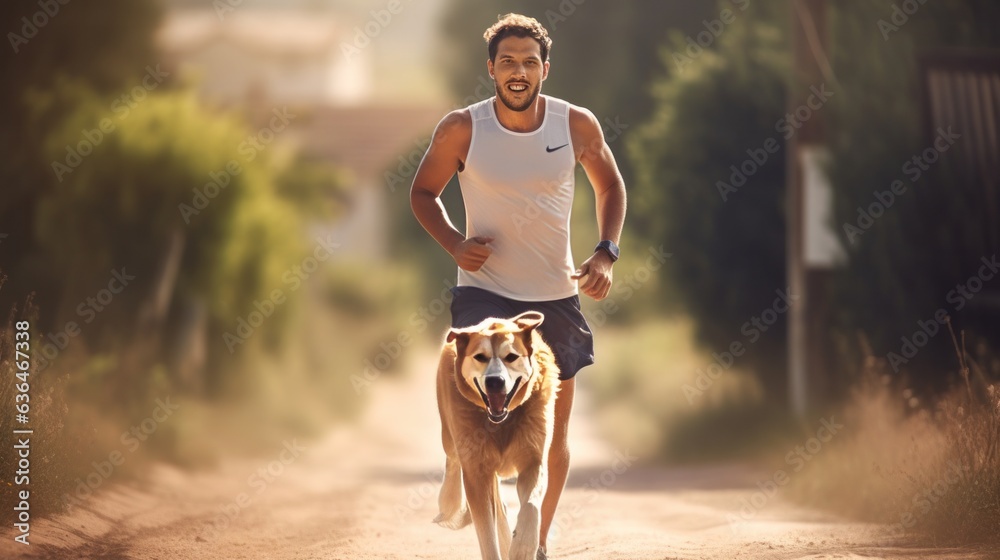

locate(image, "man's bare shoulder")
[[422, 108, 473, 171], [434, 108, 473, 142], [567, 104, 604, 159], [568, 104, 601, 130]]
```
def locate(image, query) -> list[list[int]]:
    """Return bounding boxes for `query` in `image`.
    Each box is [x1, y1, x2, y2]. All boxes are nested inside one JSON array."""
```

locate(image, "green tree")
[[632, 0, 1000, 399], [630, 9, 791, 402], [35, 87, 306, 393], [0, 0, 163, 326], [397, 0, 721, 306], [440, 1, 718, 164]]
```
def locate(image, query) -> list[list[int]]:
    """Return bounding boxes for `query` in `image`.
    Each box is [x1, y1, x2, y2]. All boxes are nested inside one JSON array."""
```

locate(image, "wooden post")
[[787, 0, 832, 416]]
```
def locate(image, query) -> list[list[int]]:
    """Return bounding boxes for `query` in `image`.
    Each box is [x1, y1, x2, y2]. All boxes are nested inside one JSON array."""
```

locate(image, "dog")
[[434, 311, 559, 560]]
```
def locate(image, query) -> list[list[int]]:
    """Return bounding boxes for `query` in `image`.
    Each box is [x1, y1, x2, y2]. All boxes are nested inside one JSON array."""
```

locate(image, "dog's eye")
[[504, 353, 519, 363], [473, 353, 490, 363]]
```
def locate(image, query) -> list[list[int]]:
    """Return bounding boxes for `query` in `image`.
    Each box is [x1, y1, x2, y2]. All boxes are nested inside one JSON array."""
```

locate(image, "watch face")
[[598, 241, 619, 261]]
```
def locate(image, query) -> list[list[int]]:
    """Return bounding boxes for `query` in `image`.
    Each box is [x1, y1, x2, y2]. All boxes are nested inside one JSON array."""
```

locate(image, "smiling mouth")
[[507, 82, 529, 93], [473, 377, 524, 424]]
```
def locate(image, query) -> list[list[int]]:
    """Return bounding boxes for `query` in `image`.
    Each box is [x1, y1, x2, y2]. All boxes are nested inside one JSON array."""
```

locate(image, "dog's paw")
[[432, 507, 471, 530], [509, 533, 539, 560]]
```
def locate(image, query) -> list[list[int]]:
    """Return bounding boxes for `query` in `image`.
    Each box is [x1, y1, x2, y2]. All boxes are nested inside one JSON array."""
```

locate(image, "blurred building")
[[156, 9, 445, 259], [789, 2, 999, 411], [920, 50, 1000, 250], [155, 7, 446, 389], [158, 9, 369, 105], [920, 50, 1000, 317]]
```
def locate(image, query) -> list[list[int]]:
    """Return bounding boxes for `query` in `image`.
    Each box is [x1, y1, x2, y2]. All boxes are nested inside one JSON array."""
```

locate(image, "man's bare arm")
[[410, 110, 494, 272], [570, 106, 628, 300]]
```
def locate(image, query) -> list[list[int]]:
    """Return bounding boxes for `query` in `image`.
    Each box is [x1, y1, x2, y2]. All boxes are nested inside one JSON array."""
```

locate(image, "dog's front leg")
[[463, 467, 503, 560], [510, 463, 547, 560]]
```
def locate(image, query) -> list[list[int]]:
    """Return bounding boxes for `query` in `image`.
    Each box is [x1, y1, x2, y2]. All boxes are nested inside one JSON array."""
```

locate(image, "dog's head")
[[447, 311, 545, 424]]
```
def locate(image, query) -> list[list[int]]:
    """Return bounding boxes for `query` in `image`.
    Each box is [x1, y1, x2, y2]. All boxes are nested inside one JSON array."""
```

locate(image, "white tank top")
[[457, 95, 577, 301]]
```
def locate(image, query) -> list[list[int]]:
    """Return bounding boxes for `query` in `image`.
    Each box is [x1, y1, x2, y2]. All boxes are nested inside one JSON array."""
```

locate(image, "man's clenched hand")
[[572, 250, 614, 300], [451, 236, 494, 272]]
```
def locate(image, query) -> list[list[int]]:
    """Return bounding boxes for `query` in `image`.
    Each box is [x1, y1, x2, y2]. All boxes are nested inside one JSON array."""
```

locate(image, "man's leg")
[[538, 376, 575, 552]]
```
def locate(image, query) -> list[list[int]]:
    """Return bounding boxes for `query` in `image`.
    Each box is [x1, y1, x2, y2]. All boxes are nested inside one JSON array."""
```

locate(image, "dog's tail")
[[433, 505, 471, 530], [492, 475, 511, 547], [434, 457, 472, 530]]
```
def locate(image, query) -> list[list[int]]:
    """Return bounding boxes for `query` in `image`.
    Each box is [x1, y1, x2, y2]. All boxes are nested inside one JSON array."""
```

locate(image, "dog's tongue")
[[486, 392, 506, 416]]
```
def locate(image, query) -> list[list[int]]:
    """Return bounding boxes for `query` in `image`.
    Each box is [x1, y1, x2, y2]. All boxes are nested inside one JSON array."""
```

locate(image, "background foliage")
[[824, 0, 1000, 387]]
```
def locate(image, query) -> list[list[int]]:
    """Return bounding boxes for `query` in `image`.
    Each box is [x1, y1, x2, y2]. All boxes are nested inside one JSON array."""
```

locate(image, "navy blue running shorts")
[[449, 286, 594, 380]]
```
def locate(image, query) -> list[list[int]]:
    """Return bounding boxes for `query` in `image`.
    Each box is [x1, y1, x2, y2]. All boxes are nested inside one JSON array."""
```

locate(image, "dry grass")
[[590, 318, 1000, 545], [585, 319, 786, 462], [0, 267, 403, 527], [788, 334, 1000, 546], [0, 290, 106, 523]]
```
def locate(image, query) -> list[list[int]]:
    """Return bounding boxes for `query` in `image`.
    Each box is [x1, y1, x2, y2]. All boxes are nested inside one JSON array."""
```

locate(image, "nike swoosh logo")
[[546, 143, 569, 153]]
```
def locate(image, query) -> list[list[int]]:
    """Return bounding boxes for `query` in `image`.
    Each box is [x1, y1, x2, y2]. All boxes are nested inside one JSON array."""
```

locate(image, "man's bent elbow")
[[409, 185, 428, 212]]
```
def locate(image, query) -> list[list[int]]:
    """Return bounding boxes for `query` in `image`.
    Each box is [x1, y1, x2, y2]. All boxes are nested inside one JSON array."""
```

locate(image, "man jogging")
[[410, 13, 627, 558]]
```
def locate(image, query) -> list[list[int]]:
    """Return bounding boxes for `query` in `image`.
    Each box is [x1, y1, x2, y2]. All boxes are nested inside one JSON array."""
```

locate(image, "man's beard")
[[495, 80, 541, 112]]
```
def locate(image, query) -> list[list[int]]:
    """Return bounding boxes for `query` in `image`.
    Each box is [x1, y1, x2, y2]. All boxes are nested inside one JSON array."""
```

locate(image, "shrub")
[[788, 342, 1000, 545], [629, 13, 790, 402]]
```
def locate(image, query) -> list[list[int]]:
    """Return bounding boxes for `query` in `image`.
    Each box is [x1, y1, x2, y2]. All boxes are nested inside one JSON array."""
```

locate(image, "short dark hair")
[[483, 13, 552, 62]]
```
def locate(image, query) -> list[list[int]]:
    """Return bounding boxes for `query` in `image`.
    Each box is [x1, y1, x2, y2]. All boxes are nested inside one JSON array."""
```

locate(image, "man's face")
[[488, 35, 549, 112]]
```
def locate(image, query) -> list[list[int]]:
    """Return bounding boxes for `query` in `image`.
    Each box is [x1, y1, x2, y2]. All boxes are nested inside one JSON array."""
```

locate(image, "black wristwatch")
[[595, 240, 620, 262]]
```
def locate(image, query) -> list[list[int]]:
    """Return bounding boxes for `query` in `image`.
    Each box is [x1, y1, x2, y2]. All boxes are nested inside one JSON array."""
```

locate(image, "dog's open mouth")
[[474, 377, 523, 424]]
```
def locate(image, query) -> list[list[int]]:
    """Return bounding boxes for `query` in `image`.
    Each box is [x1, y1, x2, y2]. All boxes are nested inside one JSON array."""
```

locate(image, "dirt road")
[[1, 351, 993, 559]]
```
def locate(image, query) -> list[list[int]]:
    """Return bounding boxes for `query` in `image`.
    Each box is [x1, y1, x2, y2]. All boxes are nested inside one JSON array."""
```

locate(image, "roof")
[[920, 50, 1000, 210], [157, 9, 341, 57], [920, 50, 1000, 195], [295, 104, 446, 178], [920, 48, 1000, 307]]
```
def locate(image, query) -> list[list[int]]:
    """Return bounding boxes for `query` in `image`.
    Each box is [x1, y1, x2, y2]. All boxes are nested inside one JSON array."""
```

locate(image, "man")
[[410, 13, 627, 558]]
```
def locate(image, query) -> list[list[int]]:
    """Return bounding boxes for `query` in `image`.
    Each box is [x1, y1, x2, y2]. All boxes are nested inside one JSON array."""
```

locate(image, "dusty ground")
[[1, 352, 994, 560]]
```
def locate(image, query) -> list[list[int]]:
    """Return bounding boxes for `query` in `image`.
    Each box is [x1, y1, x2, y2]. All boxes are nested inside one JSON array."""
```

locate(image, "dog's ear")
[[512, 311, 544, 332], [512, 311, 544, 356], [447, 329, 471, 356]]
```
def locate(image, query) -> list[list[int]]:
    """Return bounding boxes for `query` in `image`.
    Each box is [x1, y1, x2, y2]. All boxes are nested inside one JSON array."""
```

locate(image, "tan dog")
[[434, 311, 559, 560]]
